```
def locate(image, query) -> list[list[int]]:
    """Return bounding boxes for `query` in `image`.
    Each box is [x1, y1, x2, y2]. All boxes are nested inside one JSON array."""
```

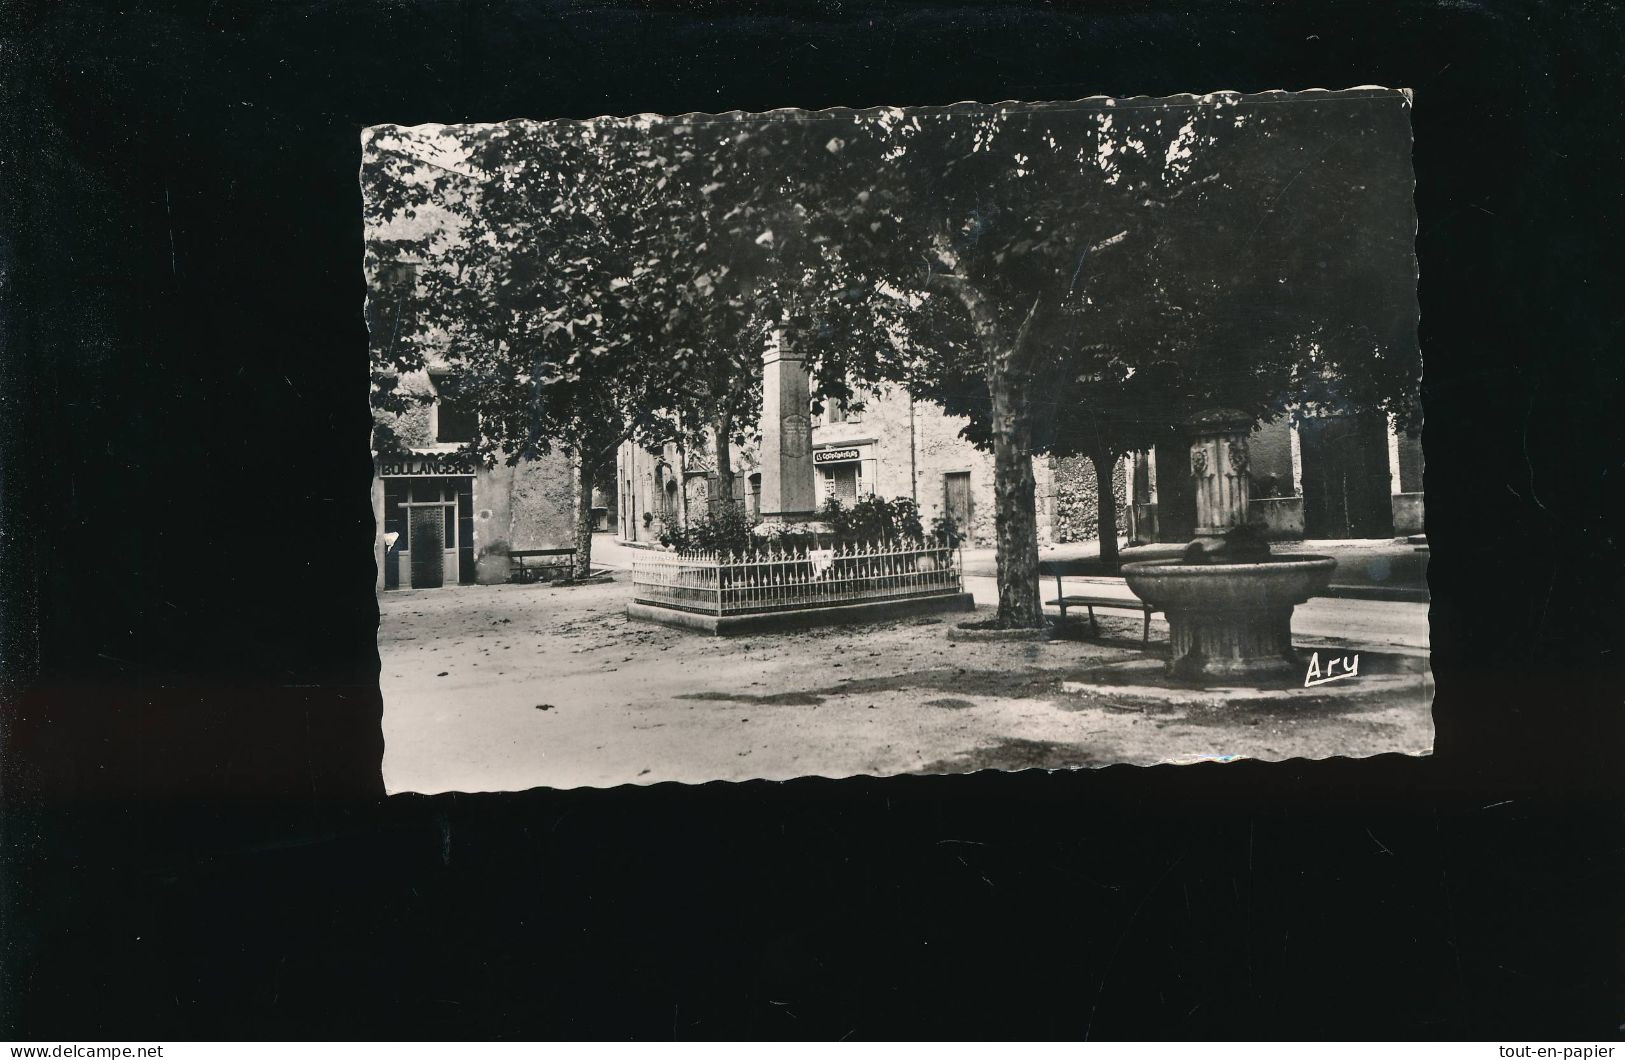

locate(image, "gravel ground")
[[379, 577, 1433, 793]]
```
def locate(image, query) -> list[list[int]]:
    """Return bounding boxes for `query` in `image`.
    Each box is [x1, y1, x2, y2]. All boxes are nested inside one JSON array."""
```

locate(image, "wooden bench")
[[1038, 561, 1158, 643], [508, 547, 577, 582]]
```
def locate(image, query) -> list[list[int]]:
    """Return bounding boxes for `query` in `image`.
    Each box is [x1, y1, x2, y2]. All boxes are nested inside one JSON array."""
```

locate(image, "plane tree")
[[364, 119, 697, 577], [633, 112, 919, 509], [828, 92, 1419, 618], [363, 91, 1417, 613], [362, 115, 912, 573]]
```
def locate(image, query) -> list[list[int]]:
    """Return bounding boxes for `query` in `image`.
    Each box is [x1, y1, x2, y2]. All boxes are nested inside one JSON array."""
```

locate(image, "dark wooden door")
[[831, 464, 859, 505], [1299, 414, 1392, 539], [409, 506, 445, 588], [1153, 439, 1197, 542], [944, 472, 973, 536]]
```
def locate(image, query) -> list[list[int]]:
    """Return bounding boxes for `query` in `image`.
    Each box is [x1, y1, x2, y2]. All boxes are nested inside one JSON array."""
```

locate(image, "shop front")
[[379, 452, 477, 590], [813, 444, 876, 506]]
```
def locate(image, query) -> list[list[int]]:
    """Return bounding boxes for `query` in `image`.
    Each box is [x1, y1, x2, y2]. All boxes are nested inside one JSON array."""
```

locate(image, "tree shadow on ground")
[[672, 691, 827, 707], [917, 737, 1099, 775]]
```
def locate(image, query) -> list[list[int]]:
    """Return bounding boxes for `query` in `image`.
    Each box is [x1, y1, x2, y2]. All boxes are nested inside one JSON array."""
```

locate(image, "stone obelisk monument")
[[758, 324, 818, 524]]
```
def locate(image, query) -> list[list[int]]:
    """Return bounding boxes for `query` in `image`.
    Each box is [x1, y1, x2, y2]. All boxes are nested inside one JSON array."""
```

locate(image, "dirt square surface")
[[378, 575, 1433, 792]]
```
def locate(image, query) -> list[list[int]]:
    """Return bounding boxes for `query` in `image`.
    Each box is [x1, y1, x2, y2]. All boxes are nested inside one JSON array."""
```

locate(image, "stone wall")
[[1251, 496, 1305, 540], [489, 451, 578, 551], [374, 364, 580, 585], [1249, 418, 1295, 496], [619, 387, 1068, 548], [812, 386, 1017, 547], [617, 440, 687, 543], [1396, 432, 1424, 494], [461, 451, 578, 582], [373, 449, 576, 588], [1391, 493, 1425, 536], [900, 394, 1002, 546], [1048, 454, 1127, 544]]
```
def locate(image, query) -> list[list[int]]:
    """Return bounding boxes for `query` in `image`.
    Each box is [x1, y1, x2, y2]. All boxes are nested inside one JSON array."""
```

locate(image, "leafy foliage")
[[813, 92, 1419, 608], [929, 514, 965, 548], [656, 502, 756, 554], [895, 92, 1421, 459], [817, 496, 925, 545], [364, 91, 1418, 617]]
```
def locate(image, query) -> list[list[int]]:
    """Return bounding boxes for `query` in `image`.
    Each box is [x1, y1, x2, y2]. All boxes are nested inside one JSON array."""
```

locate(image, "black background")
[[3, 0, 1623, 1040]]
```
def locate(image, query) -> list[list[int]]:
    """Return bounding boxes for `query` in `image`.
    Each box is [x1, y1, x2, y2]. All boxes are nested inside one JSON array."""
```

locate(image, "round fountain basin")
[[1120, 555, 1337, 613], [1120, 555, 1337, 681]]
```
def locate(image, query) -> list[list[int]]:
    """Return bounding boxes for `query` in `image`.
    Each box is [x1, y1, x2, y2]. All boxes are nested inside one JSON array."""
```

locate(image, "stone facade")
[[369, 156, 590, 589], [811, 385, 1008, 544], [373, 368, 578, 590], [619, 440, 695, 545], [617, 385, 1133, 548], [1129, 412, 1425, 543], [1048, 454, 1128, 545], [1246, 416, 1296, 498]]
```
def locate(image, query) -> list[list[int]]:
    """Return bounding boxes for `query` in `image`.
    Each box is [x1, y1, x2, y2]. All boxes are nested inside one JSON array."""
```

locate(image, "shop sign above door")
[[814, 448, 861, 465], [379, 452, 480, 477]]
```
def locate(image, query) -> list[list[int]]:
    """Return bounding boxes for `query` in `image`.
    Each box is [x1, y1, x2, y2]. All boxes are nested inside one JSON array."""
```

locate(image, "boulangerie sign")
[[378, 453, 480, 477]]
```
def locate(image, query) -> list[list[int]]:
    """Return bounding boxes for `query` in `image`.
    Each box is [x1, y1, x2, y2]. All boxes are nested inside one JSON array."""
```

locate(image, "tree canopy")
[[892, 91, 1421, 457], [842, 91, 1420, 582], [363, 89, 1418, 611]]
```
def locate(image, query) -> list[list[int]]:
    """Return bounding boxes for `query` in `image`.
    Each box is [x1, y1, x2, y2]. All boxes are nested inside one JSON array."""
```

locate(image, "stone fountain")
[[1121, 410, 1336, 681]]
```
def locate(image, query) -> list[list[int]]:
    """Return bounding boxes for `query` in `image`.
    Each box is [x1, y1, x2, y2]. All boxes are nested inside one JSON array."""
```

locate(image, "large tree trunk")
[[989, 363, 1045, 628], [1091, 446, 1121, 569], [711, 409, 734, 516], [573, 457, 596, 579], [935, 264, 1047, 630]]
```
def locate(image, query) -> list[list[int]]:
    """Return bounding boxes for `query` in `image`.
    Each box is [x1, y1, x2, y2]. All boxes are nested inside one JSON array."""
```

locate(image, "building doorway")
[[821, 461, 860, 505], [1299, 414, 1393, 539], [383, 476, 473, 589], [1153, 438, 1197, 542], [408, 506, 447, 588], [944, 471, 973, 538], [663, 478, 680, 524]]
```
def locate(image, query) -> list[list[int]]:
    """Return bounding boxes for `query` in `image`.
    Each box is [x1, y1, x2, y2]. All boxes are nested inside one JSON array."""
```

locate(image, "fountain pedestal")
[[1122, 410, 1334, 681]]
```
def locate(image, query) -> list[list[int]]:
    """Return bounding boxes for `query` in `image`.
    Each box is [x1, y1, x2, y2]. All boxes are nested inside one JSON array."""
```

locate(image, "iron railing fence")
[[631, 540, 963, 617]]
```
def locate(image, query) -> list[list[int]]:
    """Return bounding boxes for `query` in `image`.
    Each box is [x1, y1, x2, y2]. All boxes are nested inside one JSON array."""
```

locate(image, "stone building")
[[370, 366, 579, 591], [1128, 411, 1424, 544], [366, 143, 588, 590], [617, 383, 1130, 549], [616, 436, 731, 546], [366, 253, 578, 591]]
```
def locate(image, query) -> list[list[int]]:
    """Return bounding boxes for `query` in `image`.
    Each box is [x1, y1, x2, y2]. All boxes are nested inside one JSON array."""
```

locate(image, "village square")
[[365, 91, 1432, 792]]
